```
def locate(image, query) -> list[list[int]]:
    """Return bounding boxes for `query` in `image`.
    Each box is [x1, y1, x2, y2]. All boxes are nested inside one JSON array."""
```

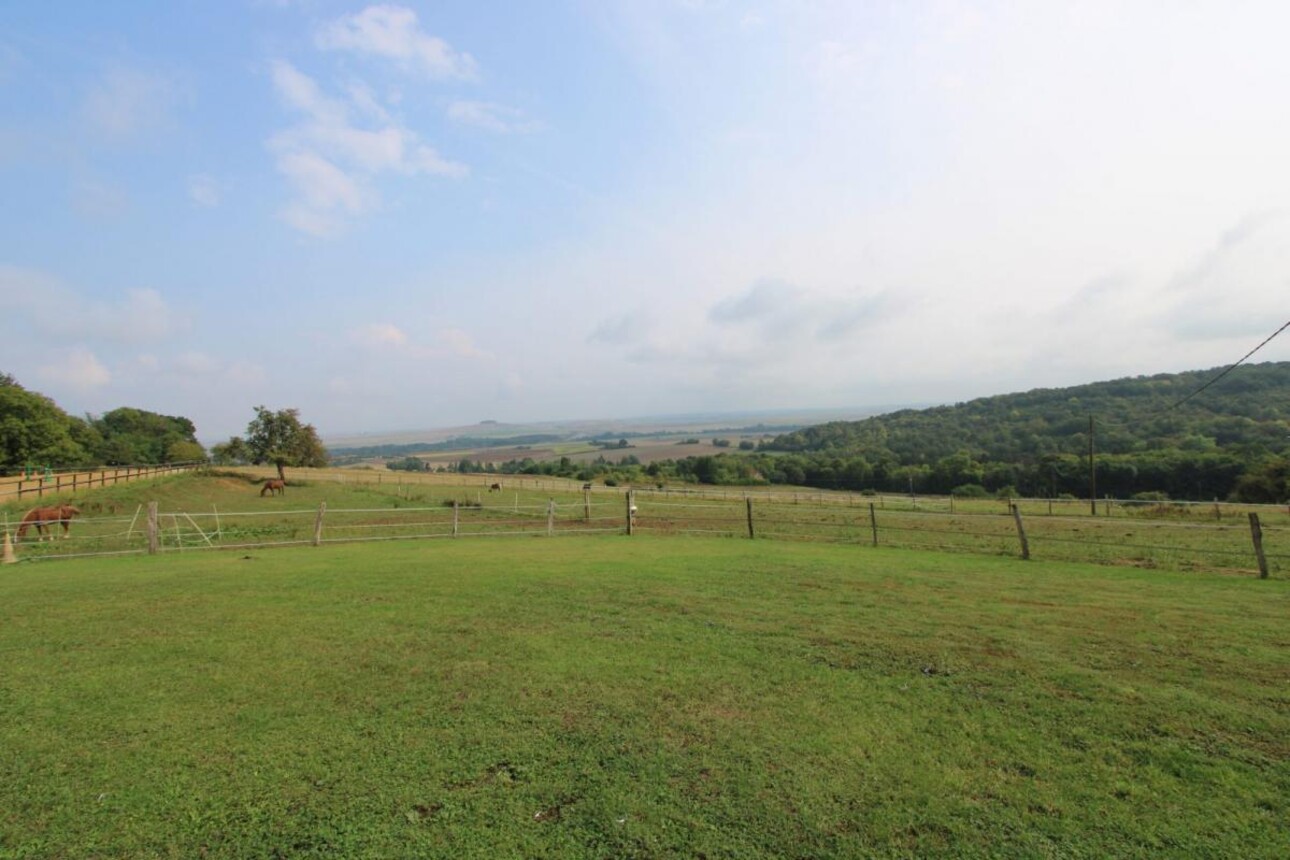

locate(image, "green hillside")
[[754, 363, 1290, 501]]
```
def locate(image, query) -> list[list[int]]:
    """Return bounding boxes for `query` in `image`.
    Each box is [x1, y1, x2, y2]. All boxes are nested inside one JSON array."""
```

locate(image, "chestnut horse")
[[260, 479, 286, 497], [16, 504, 81, 542]]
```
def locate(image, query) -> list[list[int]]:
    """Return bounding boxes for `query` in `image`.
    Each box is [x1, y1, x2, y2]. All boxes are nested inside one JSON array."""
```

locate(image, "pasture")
[[3, 470, 1284, 576], [1, 537, 1286, 858]]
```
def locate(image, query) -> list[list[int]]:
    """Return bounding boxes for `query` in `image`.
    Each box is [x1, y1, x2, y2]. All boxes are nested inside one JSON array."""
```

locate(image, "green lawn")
[[1, 537, 1286, 858]]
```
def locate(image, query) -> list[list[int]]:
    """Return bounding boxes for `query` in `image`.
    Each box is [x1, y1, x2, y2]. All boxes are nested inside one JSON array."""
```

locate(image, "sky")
[[3, 1, 1289, 443]]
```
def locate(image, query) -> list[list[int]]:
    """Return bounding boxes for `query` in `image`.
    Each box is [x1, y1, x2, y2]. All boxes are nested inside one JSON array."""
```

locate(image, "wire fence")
[[5, 488, 1284, 578]]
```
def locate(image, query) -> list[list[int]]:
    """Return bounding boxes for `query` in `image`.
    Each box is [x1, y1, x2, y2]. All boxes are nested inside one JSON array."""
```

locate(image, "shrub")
[[950, 483, 990, 498]]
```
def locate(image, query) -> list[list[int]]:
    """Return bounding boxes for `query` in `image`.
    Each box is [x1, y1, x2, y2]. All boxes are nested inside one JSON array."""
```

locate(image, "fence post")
[[746, 497, 755, 539], [1249, 512, 1269, 578], [452, 500, 459, 538], [37, 477, 44, 498], [313, 502, 327, 547], [584, 487, 591, 524], [626, 490, 635, 536], [147, 502, 159, 554], [1011, 504, 1031, 560], [869, 503, 878, 547], [547, 499, 555, 536]]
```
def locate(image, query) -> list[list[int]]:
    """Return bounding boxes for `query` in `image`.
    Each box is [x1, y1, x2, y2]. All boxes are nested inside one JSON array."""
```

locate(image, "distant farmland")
[[340, 434, 767, 468]]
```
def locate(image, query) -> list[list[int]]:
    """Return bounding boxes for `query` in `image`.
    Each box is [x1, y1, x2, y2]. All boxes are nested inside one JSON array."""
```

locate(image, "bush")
[[950, 483, 990, 498]]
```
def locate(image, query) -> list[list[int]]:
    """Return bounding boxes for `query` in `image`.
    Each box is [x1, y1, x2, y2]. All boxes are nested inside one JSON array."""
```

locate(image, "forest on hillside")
[[0, 373, 205, 475], [442, 364, 1290, 503]]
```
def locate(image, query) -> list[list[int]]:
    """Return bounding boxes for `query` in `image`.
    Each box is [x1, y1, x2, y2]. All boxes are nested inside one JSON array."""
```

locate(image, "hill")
[[753, 363, 1290, 500]]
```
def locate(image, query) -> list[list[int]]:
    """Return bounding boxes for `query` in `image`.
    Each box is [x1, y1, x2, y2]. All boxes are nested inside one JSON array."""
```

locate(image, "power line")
[[1168, 318, 1290, 410]]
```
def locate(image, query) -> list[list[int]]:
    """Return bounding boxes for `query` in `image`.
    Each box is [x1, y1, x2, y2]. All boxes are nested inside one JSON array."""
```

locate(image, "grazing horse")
[[489, 482, 502, 492], [260, 479, 286, 497], [582, 483, 593, 491], [16, 504, 80, 542]]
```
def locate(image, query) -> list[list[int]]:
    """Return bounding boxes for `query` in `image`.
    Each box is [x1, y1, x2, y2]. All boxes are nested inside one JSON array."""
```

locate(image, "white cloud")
[[3, 267, 185, 343], [315, 4, 478, 80], [447, 100, 541, 134], [437, 327, 490, 360], [351, 322, 409, 348], [188, 174, 220, 207], [38, 348, 111, 389], [267, 60, 466, 235]]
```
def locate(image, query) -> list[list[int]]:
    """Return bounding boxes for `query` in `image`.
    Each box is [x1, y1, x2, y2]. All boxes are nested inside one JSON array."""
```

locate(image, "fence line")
[[0, 462, 204, 502], [4, 488, 1284, 577]]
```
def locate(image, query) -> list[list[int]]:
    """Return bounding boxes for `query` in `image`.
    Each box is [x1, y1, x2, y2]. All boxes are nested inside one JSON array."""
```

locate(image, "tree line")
[[1, 373, 204, 474], [1, 373, 328, 480]]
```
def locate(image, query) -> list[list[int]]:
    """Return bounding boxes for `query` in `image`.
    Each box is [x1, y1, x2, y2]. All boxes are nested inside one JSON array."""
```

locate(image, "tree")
[[210, 436, 250, 466], [241, 406, 328, 480], [0, 376, 92, 474]]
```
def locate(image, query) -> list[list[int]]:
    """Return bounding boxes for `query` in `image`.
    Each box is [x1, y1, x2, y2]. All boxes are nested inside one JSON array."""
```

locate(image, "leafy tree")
[[1231, 457, 1290, 503], [0, 376, 92, 473], [210, 437, 250, 466], [240, 406, 328, 480], [91, 407, 203, 464]]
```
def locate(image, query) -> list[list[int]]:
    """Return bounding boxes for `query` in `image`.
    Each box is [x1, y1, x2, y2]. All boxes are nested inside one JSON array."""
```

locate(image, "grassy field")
[[1, 537, 1286, 858], [3, 470, 1285, 575]]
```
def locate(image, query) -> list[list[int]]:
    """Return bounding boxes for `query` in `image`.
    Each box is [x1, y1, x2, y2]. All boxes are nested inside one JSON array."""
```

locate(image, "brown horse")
[[260, 479, 286, 497], [489, 482, 502, 492], [16, 504, 80, 542]]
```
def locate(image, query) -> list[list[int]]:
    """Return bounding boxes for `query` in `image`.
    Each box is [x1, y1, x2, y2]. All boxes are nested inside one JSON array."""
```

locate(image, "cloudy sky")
[[3, 1, 1288, 442]]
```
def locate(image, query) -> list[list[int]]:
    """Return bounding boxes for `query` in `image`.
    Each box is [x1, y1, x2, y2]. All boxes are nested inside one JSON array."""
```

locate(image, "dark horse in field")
[[489, 482, 502, 492], [260, 479, 286, 497], [16, 504, 81, 542]]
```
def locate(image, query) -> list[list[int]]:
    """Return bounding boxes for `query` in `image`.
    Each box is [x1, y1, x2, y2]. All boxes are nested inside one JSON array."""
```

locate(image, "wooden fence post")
[[1011, 504, 1030, 560], [746, 497, 755, 539], [147, 502, 159, 555], [584, 487, 591, 524], [547, 499, 556, 536], [1249, 512, 1269, 579], [626, 490, 635, 536], [452, 500, 459, 538], [869, 503, 878, 547], [313, 502, 327, 547]]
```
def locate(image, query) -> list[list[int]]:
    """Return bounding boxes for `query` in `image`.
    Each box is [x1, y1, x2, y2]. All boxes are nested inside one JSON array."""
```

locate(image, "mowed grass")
[[1, 538, 1286, 858]]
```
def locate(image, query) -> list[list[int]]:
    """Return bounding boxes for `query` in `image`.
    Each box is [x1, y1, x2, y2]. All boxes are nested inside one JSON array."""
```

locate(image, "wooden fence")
[[0, 462, 204, 502]]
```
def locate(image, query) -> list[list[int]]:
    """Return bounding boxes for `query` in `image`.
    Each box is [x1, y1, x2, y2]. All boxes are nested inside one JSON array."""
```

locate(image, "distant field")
[[1, 538, 1285, 857], [342, 434, 763, 468]]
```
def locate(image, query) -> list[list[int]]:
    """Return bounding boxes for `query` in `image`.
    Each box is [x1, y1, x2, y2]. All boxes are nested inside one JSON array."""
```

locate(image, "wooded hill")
[[0, 374, 205, 475], [751, 362, 1290, 501]]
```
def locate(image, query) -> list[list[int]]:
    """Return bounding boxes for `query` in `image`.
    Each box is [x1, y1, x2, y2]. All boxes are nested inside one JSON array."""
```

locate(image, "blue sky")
[[3, 1, 1289, 442]]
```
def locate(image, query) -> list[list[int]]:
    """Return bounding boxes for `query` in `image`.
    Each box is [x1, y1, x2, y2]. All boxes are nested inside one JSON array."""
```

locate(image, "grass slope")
[[1, 538, 1286, 858]]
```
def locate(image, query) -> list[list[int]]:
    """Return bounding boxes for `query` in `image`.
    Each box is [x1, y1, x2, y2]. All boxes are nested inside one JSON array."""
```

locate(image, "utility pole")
[[1088, 414, 1096, 517]]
